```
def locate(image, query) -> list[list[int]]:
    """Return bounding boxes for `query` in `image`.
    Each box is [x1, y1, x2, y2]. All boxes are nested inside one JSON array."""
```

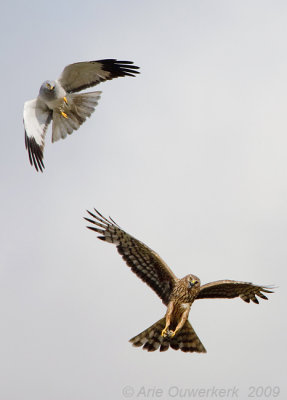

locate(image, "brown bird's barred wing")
[[59, 59, 140, 93], [196, 280, 273, 304], [130, 318, 206, 353], [84, 209, 178, 305]]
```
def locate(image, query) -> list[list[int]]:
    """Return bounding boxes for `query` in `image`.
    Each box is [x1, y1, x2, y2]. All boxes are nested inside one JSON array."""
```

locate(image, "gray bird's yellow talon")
[[61, 111, 68, 119]]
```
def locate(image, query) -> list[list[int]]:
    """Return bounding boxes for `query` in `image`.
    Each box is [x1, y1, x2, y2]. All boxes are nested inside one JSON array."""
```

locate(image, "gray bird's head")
[[39, 80, 57, 100]]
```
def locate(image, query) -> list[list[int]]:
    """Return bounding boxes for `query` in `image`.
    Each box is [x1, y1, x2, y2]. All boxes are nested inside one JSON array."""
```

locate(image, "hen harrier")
[[85, 209, 273, 353], [24, 59, 140, 171]]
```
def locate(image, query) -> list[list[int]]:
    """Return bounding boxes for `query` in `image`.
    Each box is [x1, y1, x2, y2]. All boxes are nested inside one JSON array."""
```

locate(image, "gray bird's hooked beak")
[[46, 83, 54, 90]]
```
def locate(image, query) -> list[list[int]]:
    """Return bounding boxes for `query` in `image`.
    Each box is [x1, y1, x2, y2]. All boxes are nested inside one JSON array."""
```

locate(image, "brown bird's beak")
[[188, 279, 196, 288]]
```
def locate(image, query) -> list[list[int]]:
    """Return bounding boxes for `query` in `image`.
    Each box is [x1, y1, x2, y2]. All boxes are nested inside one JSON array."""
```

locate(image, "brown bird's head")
[[185, 274, 201, 290], [170, 274, 201, 305]]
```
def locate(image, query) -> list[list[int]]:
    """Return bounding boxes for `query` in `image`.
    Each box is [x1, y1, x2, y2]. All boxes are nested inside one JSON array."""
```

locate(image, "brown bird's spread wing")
[[196, 280, 273, 304], [58, 59, 140, 93], [85, 209, 178, 305]]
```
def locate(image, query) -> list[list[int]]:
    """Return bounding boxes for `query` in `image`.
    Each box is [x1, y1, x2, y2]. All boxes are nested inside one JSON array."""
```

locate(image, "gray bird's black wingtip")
[[24, 130, 45, 172], [97, 59, 141, 78]]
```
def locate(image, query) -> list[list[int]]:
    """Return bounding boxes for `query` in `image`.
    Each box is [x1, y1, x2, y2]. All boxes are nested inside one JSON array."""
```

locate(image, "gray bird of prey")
[[23, 59, 140, 171]]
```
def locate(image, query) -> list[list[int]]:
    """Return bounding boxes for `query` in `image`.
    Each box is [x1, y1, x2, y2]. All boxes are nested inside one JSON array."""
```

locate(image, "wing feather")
[[196, 280, 273, 303], [51, 91, 101, 142], [84, 209, 177, 305], [59, 59, 140, 93], [23, 99, 52, 172]]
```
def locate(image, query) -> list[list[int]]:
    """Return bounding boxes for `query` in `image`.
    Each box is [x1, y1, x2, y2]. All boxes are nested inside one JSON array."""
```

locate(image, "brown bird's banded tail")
[[129, 318, 206, 353], [52, 91, 101, 142]]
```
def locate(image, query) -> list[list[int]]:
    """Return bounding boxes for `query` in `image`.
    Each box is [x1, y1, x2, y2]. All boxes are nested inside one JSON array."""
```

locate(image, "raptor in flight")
[[24, 59, 140, 171], [85, 209, 273, 353]]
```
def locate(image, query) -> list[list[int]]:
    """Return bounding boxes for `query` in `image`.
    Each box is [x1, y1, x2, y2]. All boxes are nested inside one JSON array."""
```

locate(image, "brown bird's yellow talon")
[[61, 111, 68, 119], [161, 328, 168, 337], [63, 96, 68, 104], [161, 328, 176, 338]]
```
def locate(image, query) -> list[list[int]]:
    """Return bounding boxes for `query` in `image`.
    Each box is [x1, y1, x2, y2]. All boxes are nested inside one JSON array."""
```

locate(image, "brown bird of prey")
[[24, 59, 140, 172], [85, 209, 273, 353]]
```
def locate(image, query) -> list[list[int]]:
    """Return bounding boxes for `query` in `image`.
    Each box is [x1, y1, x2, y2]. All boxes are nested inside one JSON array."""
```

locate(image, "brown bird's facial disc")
[[188, 275, 200, 288]]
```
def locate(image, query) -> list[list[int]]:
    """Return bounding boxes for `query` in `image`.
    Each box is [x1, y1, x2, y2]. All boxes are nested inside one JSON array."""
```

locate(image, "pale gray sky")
[[1, 1, 286, 399]]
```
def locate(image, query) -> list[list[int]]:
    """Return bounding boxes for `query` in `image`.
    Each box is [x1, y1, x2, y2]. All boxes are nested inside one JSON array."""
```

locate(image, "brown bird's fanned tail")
[[129, 318, 206, 353]]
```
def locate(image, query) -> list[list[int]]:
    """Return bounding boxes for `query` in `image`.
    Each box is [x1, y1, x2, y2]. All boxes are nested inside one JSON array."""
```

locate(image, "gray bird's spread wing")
[[23, 98, 52, 172], [51, 91, 101, 143], [84, 209, 178, 305], [196, 280, 273, 303], [58, 59, 140, 93]]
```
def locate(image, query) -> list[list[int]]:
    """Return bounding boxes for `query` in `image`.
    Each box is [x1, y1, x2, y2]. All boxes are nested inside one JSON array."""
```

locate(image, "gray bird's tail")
[[129, 318, 206, 353], [51, 91, 101, 142]]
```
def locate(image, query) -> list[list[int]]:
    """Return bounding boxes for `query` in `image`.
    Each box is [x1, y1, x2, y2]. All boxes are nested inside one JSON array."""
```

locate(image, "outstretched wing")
[[196, 280, 273, 304], [51, 91, 101, 143], [23, 98, 52, 172], [58, 59, 140, 93], [84, 209, 178, 305]]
